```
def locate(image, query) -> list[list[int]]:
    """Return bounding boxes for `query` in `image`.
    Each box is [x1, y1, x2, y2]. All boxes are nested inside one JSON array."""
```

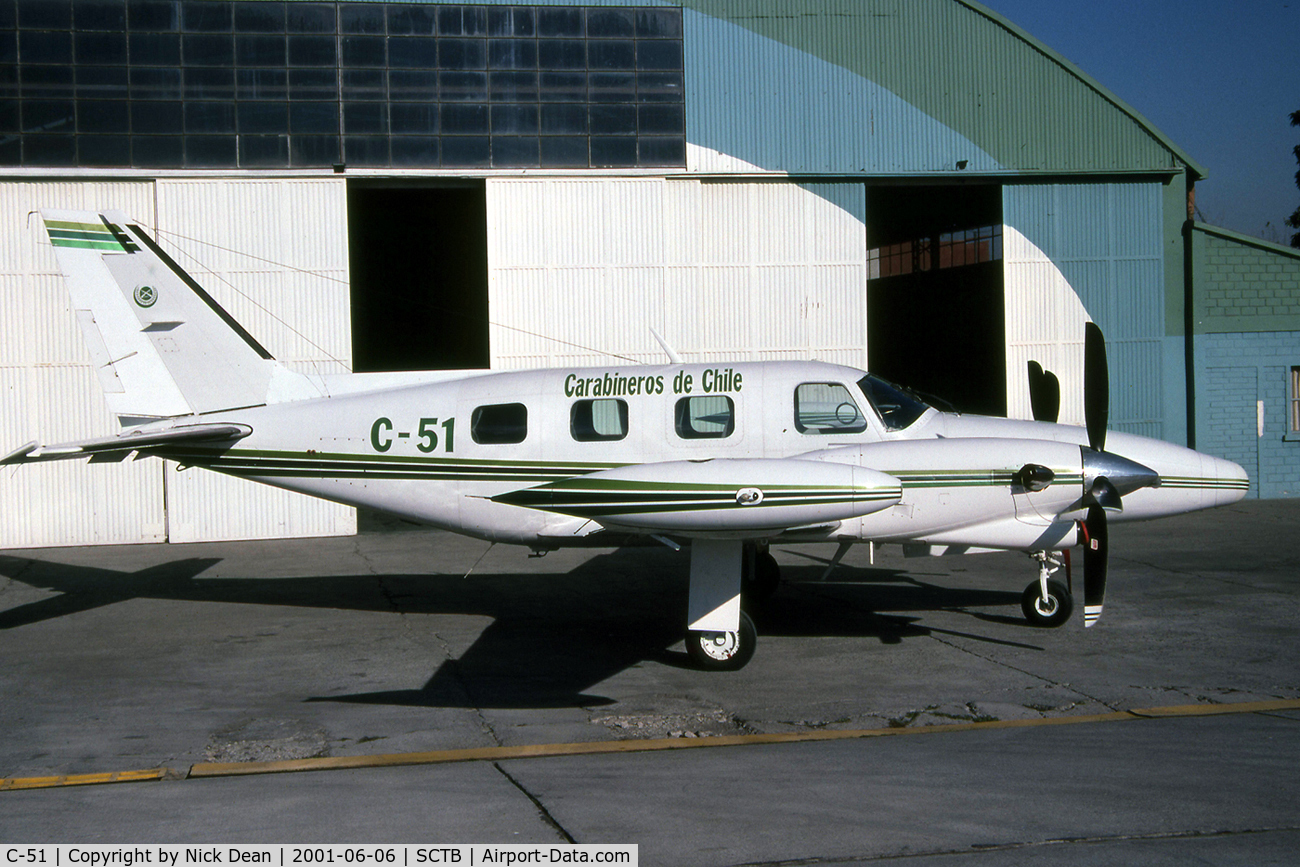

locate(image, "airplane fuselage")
[[158, 360, 1247, 553]]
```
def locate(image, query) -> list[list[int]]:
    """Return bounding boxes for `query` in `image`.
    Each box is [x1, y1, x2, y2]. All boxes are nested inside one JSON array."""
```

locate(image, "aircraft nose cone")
[[1082, 448, 1161, 498]]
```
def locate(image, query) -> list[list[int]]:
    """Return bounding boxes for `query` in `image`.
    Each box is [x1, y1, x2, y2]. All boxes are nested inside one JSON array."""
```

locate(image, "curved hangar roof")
[[683, 0, 1204, 179]]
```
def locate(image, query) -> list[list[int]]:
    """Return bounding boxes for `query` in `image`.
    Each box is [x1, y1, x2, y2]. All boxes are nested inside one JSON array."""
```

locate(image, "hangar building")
[[2, 0, 1297, 548]]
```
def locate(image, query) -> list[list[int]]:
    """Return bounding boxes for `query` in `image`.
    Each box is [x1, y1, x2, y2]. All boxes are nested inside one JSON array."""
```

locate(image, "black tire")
[[743, 551, 781, 603], [686, 609, 757, 671], [1021, 579, 1073, 628]]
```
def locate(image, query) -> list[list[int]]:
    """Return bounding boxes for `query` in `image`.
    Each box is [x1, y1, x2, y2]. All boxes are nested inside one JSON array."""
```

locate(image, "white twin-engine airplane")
[[6, 209, 1249, 670]]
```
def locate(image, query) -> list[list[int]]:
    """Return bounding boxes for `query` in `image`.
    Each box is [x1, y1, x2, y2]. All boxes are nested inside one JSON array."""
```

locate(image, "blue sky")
[[977, 0, 1298, 243]]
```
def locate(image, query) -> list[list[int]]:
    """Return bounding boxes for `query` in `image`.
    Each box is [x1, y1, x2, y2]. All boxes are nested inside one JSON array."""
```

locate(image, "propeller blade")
[[1027, 361, 1061, 423], [1081, 504, 1108, 627], [1084, 322, 1109, 452]]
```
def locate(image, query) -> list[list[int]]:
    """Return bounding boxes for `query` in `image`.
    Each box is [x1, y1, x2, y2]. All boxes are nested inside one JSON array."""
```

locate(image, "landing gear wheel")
[[686, 610, 757, 671], [1021, 579, 1073, 628], [743, 551, 781, 604]]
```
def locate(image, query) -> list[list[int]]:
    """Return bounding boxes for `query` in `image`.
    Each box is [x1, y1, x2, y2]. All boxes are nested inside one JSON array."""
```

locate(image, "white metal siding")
[[154, 179, 355, 543], [487, 178, 867, 370], [0, 180, 165, 548]]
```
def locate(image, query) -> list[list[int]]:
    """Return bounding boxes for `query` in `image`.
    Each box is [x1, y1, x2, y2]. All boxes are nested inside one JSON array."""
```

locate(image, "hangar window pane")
[[11, 2, 683, 169], [472, 403, 528, 445], [572, 399, 629, 442], [676, 396, 735, 440]]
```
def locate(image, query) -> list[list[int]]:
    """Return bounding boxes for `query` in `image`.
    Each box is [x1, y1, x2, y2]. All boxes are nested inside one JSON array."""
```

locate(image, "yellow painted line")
[[0, 768, 169, 791], [6, 698, 1299, 791]]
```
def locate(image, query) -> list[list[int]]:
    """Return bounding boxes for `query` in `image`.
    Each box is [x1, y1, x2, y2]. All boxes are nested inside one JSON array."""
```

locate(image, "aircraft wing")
[[492, 457, 902, 535], [2, 423, 252, 465]]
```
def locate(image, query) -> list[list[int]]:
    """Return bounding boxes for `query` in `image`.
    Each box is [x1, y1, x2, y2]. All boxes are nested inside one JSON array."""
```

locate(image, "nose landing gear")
[[1022, 551, 1073, 627]]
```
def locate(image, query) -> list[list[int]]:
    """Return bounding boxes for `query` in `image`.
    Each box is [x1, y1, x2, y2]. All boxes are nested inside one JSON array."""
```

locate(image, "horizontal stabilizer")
[[2, 423, 252, 465]]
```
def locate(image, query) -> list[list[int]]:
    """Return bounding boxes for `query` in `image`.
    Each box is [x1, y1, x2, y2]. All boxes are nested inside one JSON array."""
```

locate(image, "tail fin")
[[42, 209, 318, 424]]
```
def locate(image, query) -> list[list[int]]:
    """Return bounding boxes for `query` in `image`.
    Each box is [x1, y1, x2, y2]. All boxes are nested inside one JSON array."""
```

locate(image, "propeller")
[[1084, 322, 1109, 453], [1080, 321, 1111, 626], [1080, 504, 1108, 627], [1027, 361, 1060, 423]]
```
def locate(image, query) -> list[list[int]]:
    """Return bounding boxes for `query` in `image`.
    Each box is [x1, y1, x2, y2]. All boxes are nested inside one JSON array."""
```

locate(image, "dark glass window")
[[286, 3, 334, 34], [538, 8, 583, 38], [10, 3, 684, 170], [76, 1, 127, 33], [234, 2, 285, 33], [132, 100, 181, 133], [80, 134, 131, 166], [287, 34, 336, 66], [19, 0, 72, 31], [21, 31, 73, 65], [75, 32, 128, 65], [238, 101, 288, 134], [341, 36, 385, 67], [240, 134, 288, 167], [471, 403, 527, 444], [493, 102, 540, 134], [130, 32, 181, 65], [131, 68, 182, 100], [78, 100, 129, 134], [340, 4, 385, 35], [180, 2, 232, 33], [236, 34, 286, 67], [127, 0, 177, 32], [183, 34, 234, 66], [290, 101, 338, 134]]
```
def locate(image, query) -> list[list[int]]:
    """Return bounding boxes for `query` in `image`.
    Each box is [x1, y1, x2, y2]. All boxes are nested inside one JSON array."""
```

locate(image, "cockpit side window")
[[675, 395, 734, 439], [794, 383, 867, 434], [857, 374, 929, 431], [571, 398, 628, 442]]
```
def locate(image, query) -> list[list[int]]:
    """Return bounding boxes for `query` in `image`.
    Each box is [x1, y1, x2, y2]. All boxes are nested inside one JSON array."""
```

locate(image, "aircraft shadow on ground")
[[0, 549, 1033, 710]]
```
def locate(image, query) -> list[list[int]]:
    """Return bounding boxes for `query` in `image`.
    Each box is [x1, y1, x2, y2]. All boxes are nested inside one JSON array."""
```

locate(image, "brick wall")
[[1193, 225, 1300, 333], [1197, 332, 1300, 498]]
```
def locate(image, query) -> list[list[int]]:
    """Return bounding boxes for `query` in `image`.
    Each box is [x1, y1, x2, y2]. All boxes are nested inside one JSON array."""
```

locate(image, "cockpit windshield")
[[857, 374, 931, 431]]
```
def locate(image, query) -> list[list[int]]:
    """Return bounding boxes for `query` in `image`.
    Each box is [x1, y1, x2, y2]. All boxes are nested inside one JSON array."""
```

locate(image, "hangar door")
[[866, 185, 1005, 416]]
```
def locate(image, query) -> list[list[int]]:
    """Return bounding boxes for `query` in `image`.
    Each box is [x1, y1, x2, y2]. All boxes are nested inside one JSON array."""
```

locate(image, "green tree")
[[1288, 109, 1300, 248]]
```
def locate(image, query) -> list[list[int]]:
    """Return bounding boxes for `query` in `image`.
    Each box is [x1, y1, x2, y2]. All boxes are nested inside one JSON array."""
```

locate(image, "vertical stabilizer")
[[42, 209, 317, 422]]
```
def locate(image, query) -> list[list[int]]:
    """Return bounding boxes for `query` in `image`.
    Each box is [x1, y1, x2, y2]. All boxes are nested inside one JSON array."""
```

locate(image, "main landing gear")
[[683, 541, 781, 671], [1021, 550, 1073, 627]]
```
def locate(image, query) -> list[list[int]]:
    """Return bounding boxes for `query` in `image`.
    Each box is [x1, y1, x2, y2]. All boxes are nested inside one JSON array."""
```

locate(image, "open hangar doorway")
[[347, 181, 490, 372], [866, 184, 1006, 416]]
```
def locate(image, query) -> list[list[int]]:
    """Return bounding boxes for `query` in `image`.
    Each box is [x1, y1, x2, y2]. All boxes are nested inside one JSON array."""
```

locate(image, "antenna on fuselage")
[[649, 327, 683, 364]]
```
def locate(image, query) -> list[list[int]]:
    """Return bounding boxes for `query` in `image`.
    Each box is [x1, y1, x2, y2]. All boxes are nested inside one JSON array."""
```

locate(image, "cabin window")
[[471, 402, 527, 444], [794, 383, 868, 434], [675, 395, 734, 439], [571, 399, 628, 442]]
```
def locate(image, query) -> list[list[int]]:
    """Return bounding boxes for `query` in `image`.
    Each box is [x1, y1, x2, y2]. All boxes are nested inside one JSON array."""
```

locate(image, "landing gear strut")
[[1021, 551, 1073, 627]]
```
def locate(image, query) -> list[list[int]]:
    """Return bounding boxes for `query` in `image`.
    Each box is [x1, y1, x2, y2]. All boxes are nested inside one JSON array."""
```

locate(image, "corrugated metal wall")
[[683, 0, 1191, 177], [1003, 182, 1165, 437], [155, 179, 356, 543], [487, 178, 867, 369], [0, 181, 164, 548]]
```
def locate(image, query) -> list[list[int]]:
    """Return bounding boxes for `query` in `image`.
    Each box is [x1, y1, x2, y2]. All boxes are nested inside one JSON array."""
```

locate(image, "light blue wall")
[[1196, 332, 1300, 498], [1003, 181, 1168, 440]]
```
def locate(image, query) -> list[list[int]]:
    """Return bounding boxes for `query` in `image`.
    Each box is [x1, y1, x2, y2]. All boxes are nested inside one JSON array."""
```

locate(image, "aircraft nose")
[[1203, 453, 1250, 506]]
